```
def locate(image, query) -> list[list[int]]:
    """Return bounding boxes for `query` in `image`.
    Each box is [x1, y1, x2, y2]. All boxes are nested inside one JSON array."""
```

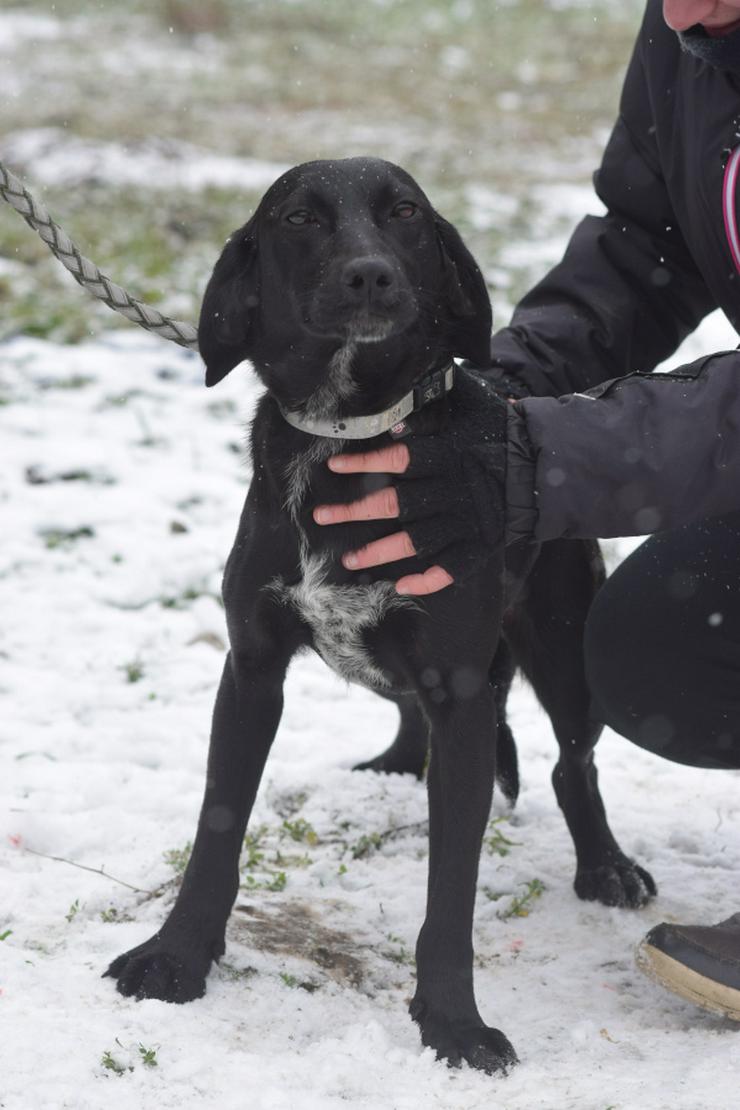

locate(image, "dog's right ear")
[[433, 214, 492, 367], [198, 219, 259, 387]]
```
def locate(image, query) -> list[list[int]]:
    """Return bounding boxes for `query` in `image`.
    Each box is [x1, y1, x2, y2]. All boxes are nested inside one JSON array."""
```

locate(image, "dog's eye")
[[391, 202, 418, 220], [285, 209, 317, 226]]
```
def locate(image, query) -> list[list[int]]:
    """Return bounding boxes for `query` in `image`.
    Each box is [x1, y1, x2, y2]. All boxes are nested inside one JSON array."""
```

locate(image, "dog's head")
[[198, 157, 491, 411]]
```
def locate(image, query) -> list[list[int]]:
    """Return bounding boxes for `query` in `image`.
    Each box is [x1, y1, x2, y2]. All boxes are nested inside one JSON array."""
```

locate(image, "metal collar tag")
[[279, 362, 455, 440]]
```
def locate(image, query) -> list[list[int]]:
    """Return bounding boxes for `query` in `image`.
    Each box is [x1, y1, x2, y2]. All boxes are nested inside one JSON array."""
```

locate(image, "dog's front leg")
[[410, 684, 518, 1075], [105, 651, 287, 1002]]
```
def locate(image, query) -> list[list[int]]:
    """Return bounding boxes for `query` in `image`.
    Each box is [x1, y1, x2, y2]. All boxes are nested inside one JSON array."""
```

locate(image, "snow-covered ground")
[[2, 0, 740, 1102], [1, 128, 289, 193], [1, 310, 739, 1109]]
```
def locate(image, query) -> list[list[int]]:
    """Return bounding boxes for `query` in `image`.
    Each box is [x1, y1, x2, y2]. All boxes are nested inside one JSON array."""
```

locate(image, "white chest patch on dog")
[[271, 550, 415, 688]]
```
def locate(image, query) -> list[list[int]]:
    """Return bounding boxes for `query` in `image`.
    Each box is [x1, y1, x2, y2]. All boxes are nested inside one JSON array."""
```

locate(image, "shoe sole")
[[636, 941, 740, 1022]]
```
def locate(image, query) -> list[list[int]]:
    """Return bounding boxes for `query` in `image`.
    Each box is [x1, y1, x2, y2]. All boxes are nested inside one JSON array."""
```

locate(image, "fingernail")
[[315, 508, 330, 524], [328, 457, 346, 470], [344, 553, 358, 568]]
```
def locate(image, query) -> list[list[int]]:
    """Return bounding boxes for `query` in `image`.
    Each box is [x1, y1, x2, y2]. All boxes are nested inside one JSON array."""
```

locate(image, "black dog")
[[105, 158, 655, 1074]]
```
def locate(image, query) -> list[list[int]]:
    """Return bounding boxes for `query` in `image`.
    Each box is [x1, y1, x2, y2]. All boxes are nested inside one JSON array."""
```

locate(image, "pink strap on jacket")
[[723, 145, 740, 275]]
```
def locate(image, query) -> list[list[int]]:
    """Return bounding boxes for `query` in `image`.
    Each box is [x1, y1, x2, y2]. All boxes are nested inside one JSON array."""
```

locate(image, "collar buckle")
[[413, 364, 453, 409]]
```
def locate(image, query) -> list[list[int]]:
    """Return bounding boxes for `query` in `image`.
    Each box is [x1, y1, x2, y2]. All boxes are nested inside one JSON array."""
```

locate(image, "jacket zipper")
[[722, 144, 740, 274]]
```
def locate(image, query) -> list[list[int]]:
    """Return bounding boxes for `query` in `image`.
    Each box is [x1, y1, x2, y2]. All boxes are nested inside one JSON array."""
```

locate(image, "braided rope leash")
[[0, 158, 200, 350]]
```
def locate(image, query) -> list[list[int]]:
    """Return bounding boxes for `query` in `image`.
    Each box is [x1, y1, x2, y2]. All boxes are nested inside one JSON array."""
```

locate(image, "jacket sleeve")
[[506, 352, 740, 542], [487, 5, 716, 398]]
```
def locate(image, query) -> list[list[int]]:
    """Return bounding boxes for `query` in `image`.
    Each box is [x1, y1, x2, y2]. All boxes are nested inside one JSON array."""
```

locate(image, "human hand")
[[313, 443, 454, 596], [313, 375, 509, 596]]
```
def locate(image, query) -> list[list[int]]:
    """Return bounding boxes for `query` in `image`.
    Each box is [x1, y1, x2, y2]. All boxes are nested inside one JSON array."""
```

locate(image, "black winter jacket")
[[496, 0, 740, 542]]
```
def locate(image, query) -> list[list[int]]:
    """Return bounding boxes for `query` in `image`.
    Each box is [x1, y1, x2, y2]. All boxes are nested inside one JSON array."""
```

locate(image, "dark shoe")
[[636, 912, 740, 1021]]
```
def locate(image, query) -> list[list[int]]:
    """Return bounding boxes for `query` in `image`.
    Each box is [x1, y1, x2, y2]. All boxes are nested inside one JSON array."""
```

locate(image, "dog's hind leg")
[[353, 691, 429, 777], [505, 538, 656, 908], [104, 645, 294, 1002], [354, 643, 518, 802]]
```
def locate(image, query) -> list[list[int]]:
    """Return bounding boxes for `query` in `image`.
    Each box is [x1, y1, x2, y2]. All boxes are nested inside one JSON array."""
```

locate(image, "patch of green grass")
[[100, 1040, 158, 1075], [497, 878, 546, 921], [39, 526, 95, 550], [384, 932, 415, 967], [243, 869, 287, 893], [101, 1049, 130, 1077], [278, 970, 319, 991], [351, 831, 384, 860], [120, 659, 145, 683], [25, 465, 113, 486], [273, 847, 312, 869], [243, 826, 268, 870], [138, 1043, 159, 1068], [38, 374, 95, 390], [160, 585, 220, 609], [483, 816, 519, 858], [219, 961, 258, 981], [241, 825, 288, 890], [163, 841, 192, 876], [0, 928, 12, 941], [281, 817, 318, 846], [240, 818, 325, 891], [65, 898, 81, 924]]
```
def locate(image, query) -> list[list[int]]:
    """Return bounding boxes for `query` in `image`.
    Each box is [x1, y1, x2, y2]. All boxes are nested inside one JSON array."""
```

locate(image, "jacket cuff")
[[504, 406, 538, 544], [458, 360, 532, 401]]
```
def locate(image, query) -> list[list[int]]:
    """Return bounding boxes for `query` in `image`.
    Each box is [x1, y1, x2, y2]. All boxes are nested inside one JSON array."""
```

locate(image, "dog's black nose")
[[342, 256, 395, 300]]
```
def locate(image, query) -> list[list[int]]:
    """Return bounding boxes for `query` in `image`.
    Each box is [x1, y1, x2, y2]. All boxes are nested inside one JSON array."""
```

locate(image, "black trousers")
[[585, 514, 740, 770]]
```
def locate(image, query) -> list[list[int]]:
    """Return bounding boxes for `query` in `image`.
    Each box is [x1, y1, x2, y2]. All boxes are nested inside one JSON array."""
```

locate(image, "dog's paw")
[[103, 933, 217, 1003], [352, 745, 426, 779], [410, 1001, 518, 1075], [575, 858, 657, 908]]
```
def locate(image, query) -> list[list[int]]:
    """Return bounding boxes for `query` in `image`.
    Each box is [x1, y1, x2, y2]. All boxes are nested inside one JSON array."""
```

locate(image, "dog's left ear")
[[434, 215, 492, 367], [198, 217, 260, 387]]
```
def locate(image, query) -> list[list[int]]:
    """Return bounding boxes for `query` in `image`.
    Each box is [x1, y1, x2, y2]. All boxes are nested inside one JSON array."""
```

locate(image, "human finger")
[[342, 530, 416, 569], [327, 443, 410, 475], [395, 566, 455, 596], [313, 487, 399, 525]]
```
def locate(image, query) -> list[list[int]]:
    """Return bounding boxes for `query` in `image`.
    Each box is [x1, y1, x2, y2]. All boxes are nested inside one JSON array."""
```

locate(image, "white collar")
[[279, 361, 455, 440]]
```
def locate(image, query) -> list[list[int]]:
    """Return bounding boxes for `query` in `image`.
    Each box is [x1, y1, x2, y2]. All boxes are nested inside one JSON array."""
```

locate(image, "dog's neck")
[[278, 350, 456, 441], [302, 343, 359, 423]]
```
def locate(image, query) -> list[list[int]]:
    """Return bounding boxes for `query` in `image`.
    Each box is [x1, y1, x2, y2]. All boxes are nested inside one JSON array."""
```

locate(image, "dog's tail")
[[494, 717, 520, 807], [491, 640, 520, 807]]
